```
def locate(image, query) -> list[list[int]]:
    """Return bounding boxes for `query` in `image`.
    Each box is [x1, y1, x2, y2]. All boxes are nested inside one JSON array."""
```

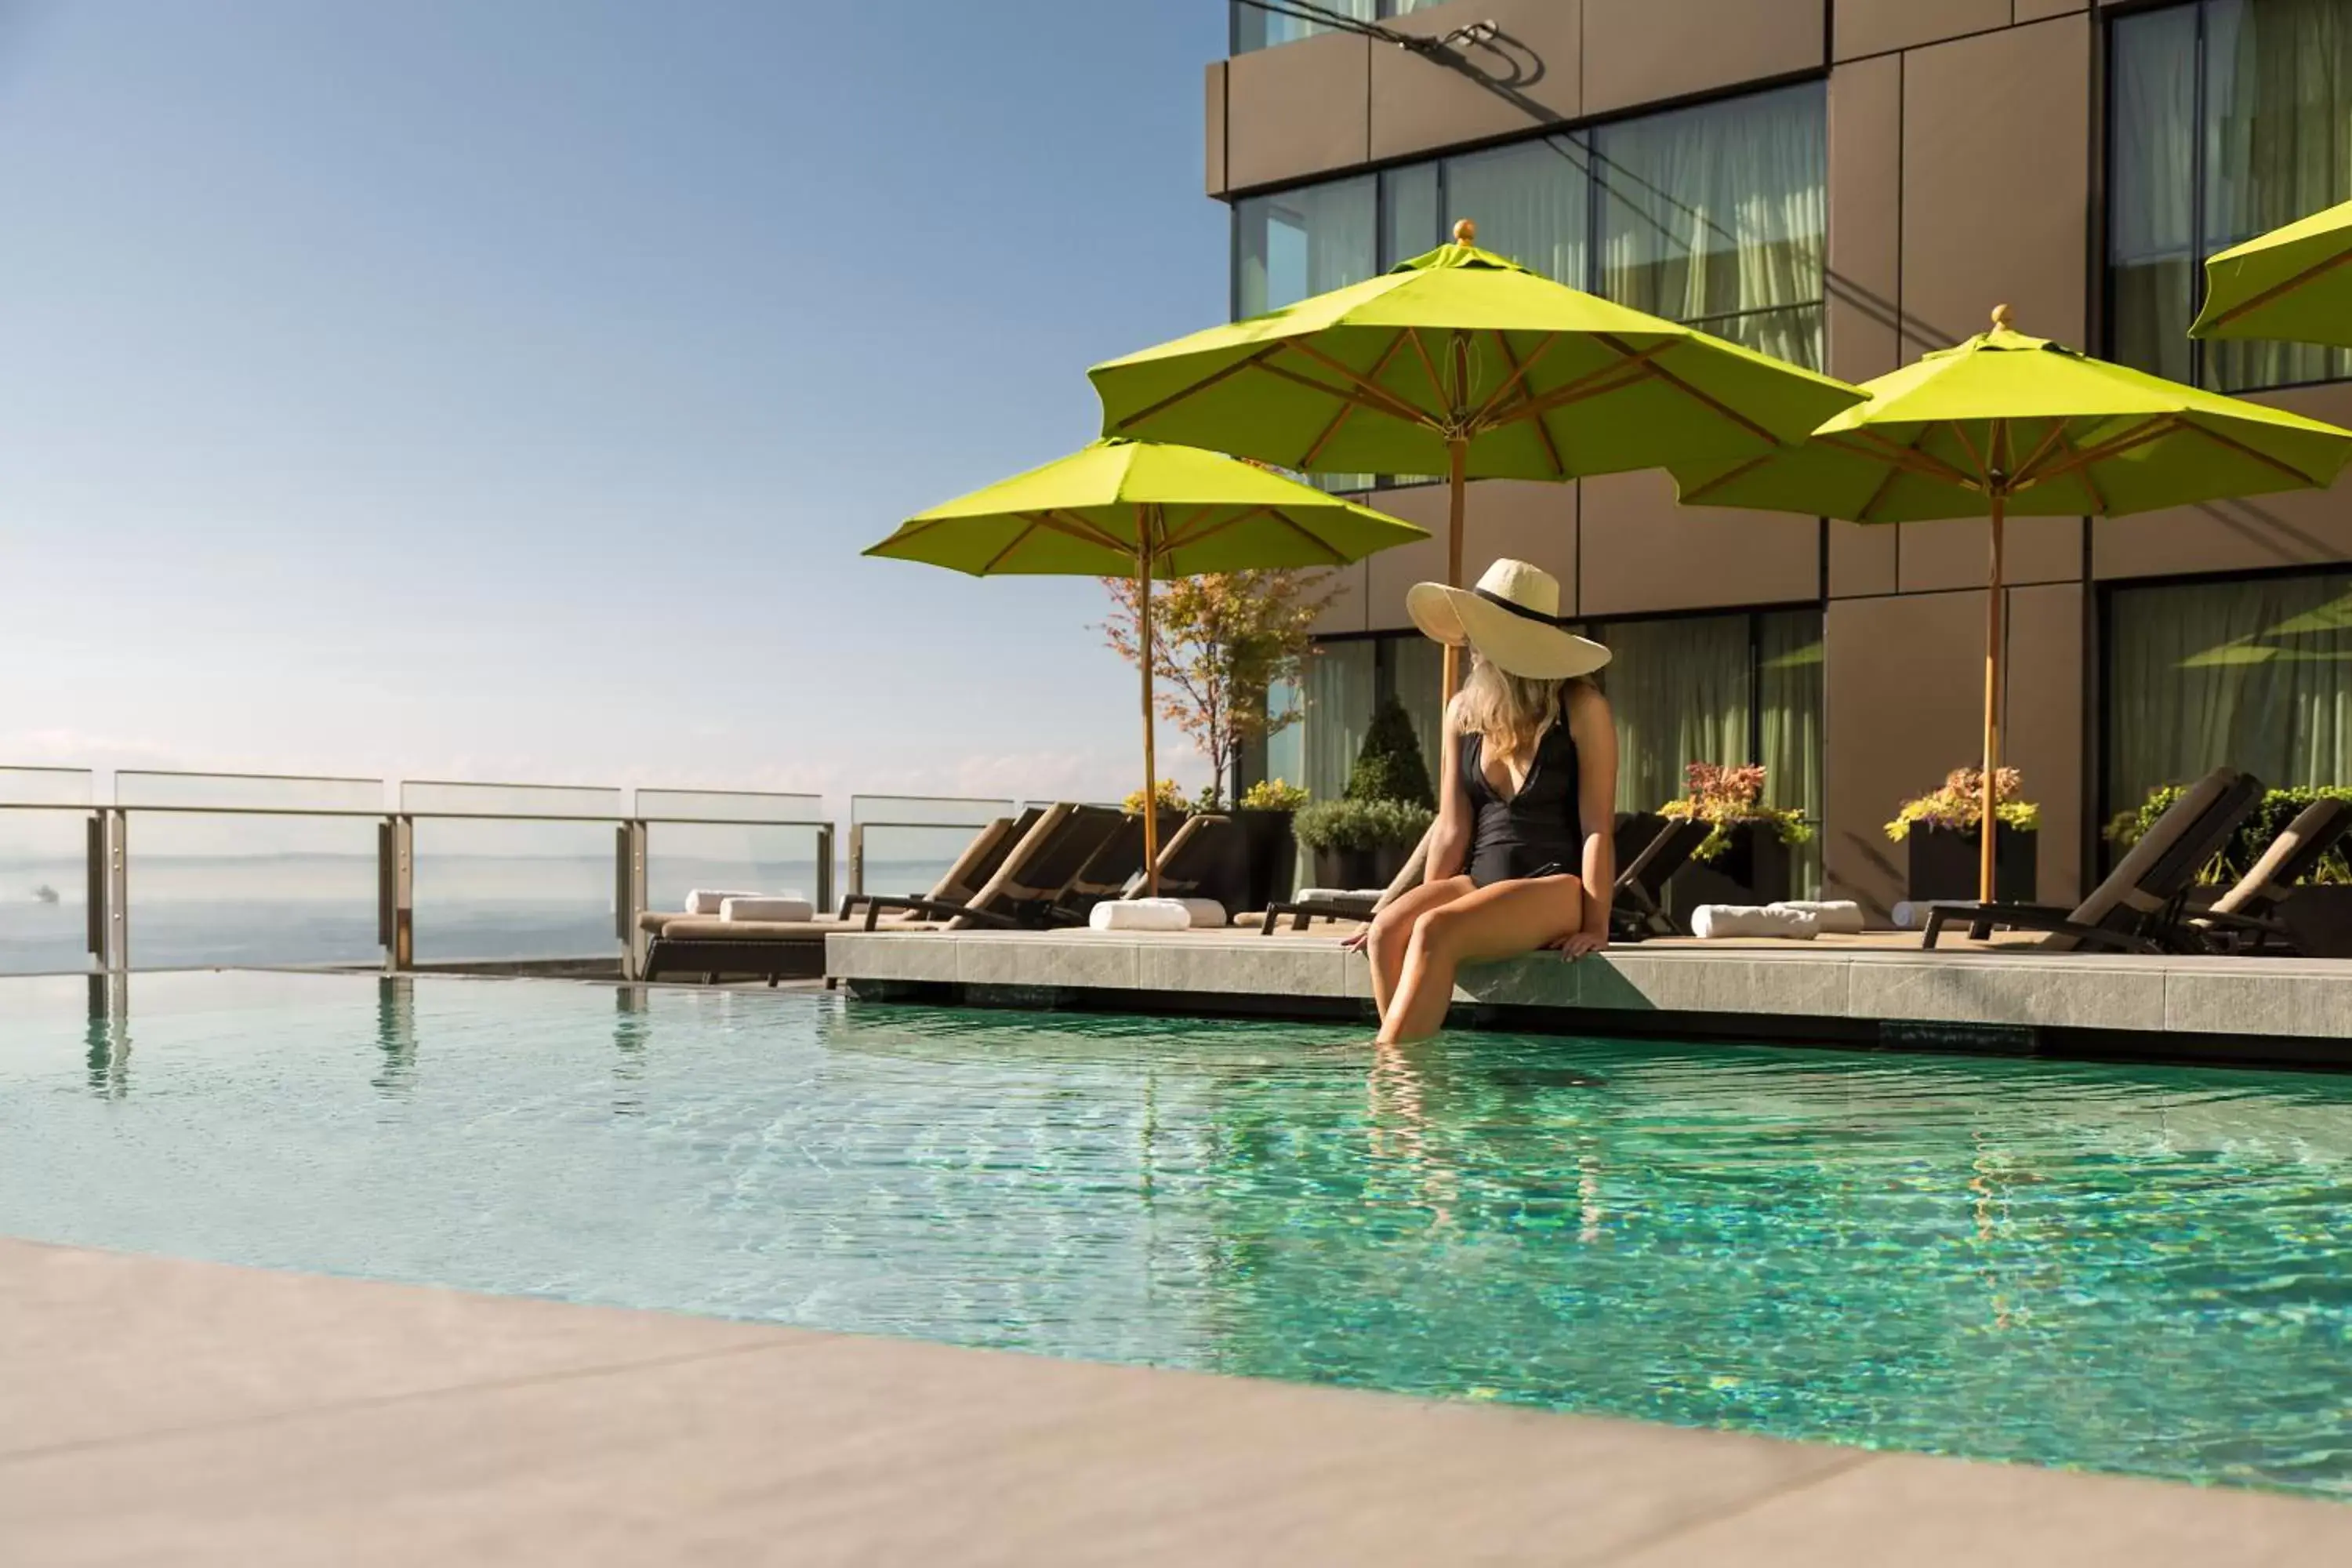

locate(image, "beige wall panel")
[[1828, 55, 1904, 384], [1312, 562, 1371, 637], [1829, 521, 1898, 597], [1581, 471, 1820, 617], [1205, 61, 1228, 198], [1359, 480, 1579, 631], [2005, 582, 2086, 909], [1900, 16, 2092, 358], [1835, 0, 2009, 62], [1370, 0, 1581, 162], [1581, 0, 1825, 119], [1898, 516, 2083, 593], [1825, 586, 2085, 917], [1226, 31, 1371, 191], [2092, 384, 2352, 579], [2015, 0, 2090, 21]]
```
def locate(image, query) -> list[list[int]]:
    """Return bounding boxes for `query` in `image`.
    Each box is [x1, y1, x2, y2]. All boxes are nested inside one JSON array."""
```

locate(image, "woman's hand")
[[1341, 926, 1370, 953], [1552, 928, 1608, 960]]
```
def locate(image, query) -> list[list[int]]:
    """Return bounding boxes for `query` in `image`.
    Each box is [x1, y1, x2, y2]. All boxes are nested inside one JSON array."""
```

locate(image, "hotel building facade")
[[1217, 0, 2352, 915]]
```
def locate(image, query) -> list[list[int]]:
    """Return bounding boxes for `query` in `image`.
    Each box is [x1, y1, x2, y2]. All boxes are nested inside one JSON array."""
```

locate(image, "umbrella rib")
[[2205, 245, 2352, 332], [1301, 331, 1411, 468], [2038, 425, 2112, 513], [1853, 426, 1937, 522], [1468, 330, 1562, 429], [2177, 416, 2326, 488], [982, 521, 1042, 574], [2010, 418, 2074, 488], [1678, 451, 1774, 507], [1841, 430, 1980, 488], [1160, 505, 1266, 553], [1594, 333, 1784, 448], [1031, 509, 1132, 553], [1268, 508, 1349, 565], [1947, 420, 1990, 485], [1406, 328, 1449, 416], [1114, 343, 1285, 431], [2013, 417, 2179, 495], [1494, 359, 1661, 427], [1283, 339, 1440, 427], [1486, 332, 1565, 477]]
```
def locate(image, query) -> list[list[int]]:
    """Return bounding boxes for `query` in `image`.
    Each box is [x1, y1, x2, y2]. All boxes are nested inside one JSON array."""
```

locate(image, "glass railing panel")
[[636, 789, 822, 824], [645, 822, 826, 915], [853, 822, 999, 900], [850, 795, 1015, 827], [410, 816, 615, 964], [0, 768, 93, 807], [0, 808, 95, 974], [401, 781, 622, 819], [122, 811, 378, 969], [114, 771, 383, 812]]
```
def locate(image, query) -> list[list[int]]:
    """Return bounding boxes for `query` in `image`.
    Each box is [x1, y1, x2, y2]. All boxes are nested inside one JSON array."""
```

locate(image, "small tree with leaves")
[[1346, 695, 1436, 808], [1101, 569, 1341, 808]]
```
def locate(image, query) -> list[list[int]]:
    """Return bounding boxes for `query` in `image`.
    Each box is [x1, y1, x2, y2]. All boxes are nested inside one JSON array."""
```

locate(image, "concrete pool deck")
[[5, 1238, 2350, 1566], [825, 927, 2352, 1066]]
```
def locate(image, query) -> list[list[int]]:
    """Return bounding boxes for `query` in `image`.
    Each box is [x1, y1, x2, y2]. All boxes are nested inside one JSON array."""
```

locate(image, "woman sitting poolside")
[[1348, 559, 1618, 1044]]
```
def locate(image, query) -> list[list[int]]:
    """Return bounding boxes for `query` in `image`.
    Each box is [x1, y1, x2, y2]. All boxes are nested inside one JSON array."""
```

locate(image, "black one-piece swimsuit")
[[1461, 704, 1585, 889]]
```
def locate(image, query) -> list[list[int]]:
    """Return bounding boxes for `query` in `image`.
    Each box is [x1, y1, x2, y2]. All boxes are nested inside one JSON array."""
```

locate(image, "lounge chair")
[[1922, 768, 2263, 953], [2187, 797, 2352, 955], [1054, 811, 1156, 921], [852, 803, 1128, 931], [1608, 815, 1711, 942], [641, 811, 1030, 983], [1258, 834, 1428, 933], [1138, 812, 1235, 902]]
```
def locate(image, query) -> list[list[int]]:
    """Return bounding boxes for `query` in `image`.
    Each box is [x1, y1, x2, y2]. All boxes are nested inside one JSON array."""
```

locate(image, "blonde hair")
[[1447, 655, 1563, 760]]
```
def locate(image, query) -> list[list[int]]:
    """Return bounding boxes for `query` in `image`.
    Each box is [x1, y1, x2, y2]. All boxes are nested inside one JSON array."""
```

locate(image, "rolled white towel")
[[718, 895, 813, 923], [1294, 887, 1386, 902], [1090, 898, 1191, 932], [1769, 899, 1864, 935], [1176, 898, 1227, 929], [1691, 904, 1822, 941], [684, 887, 767, 916]]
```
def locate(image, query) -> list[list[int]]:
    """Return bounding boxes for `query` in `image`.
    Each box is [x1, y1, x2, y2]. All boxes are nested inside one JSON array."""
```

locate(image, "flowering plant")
[[1657, 763, 1812, 862], [1123, 779, 1192, 816], [1240, 777, 1310, 811], [1884, 768, 2040, 842]]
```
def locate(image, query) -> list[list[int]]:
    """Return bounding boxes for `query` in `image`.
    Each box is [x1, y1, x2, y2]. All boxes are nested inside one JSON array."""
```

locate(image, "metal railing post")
[[615, 820, 648, 981], [390, 815, 414, 971], [815, 822, 835, 916], [103, 808, 129, 975], [85, 812, 105, 971], [848, 822, 864, 901]]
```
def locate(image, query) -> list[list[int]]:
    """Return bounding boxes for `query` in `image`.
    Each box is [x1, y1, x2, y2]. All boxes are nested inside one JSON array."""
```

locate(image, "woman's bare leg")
[[1381, 875, 1584, 1044], [1363, 877, 1473, 1018]]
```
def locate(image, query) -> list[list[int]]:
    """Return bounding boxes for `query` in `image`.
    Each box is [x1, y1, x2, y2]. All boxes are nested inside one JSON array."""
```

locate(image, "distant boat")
[[31, 885, 59, 905]]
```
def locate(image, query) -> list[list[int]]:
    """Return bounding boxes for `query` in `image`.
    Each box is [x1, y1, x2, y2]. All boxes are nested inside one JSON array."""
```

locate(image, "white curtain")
[[1392, 636, 1448, 790], [2201, 0, 2352, 388], [1597, 615, 1753, 815], [1303, 640, 1378, 803], [1237, 0, 1374, 51], [2111, 5, 2199, 383], [1759, 612, 1825, 897], [1443, 135, 1588, 287], [1592, 82, 1827, 368], [2107, 572, 2352, 817]]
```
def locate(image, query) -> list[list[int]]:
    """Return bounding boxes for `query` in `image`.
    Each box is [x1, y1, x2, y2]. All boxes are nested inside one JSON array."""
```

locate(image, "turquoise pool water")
[[5, 971, 2350, 1497]]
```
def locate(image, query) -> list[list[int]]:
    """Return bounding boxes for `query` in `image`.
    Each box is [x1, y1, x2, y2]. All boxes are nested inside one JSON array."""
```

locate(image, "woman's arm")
[[1426, 721, 1471, 882], [1561, 683, 1617, 955]]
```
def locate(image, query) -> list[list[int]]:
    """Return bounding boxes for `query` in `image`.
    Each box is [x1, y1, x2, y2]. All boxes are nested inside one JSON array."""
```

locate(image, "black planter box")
[[2280, 884, 2352, 958], [1664, 822, 1794, 921], [1311, 843, 1413, 894], [1907, 825, 2037, 905], [1220, 808, 1298, 916]]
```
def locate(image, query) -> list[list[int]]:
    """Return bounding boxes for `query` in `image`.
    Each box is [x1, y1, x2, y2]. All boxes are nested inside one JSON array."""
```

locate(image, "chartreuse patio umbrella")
[[2192, 199, 2352, 348], [1673, 306, 2352, 901], [865, 438, 1427, 893], [1088, 221, 1865, 695]]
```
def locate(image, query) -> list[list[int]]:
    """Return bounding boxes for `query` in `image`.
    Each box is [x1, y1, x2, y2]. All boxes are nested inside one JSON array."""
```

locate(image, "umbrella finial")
[[1991, 303, 2015, 332], [1454, 219, 1476, 246]]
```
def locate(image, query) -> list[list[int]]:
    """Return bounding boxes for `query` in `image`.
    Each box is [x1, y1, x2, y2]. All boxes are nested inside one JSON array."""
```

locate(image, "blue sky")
[[0, 0, 1230, 806]]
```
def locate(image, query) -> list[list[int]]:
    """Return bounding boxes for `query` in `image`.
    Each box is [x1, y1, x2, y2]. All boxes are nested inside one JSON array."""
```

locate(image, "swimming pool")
[[5, 971, 2350, 1498]]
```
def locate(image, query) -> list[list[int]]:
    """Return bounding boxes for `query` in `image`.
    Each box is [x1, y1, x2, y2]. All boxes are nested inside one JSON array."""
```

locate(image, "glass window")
[[1593, 83, 1828, 370], [2106, 569, 2352, 822], [1303, 639, 1378, 803], [1380, 163, 1442, 269], [1442, 135, 1590, 287], [1233, 0, 1375, 53], [2109, 0, 2352, 391], [1266, 677, 1308, 790], [1236, 178, 1378, 318]]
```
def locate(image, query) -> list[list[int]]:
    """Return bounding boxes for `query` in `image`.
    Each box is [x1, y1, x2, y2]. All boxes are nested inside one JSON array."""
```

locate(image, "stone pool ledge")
[[826, 930, 2352, 1068], [5, 1236, 2349, 1565]]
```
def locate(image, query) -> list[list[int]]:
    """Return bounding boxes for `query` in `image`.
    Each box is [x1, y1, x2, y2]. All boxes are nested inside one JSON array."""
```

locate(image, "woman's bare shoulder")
[[1564, 679, 1612, 723]]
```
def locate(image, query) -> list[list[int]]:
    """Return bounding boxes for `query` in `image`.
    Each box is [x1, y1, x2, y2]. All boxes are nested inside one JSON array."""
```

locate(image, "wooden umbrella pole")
[[1138, 515, 1161, 900], [1441, 435, 1469, 699], [1980, 492, 2005, 905]]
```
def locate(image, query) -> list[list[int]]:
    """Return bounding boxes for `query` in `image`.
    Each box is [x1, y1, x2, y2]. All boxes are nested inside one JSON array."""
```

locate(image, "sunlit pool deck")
[[827, 927, 2352, 1069], [7, 1236, 2348, 1565]]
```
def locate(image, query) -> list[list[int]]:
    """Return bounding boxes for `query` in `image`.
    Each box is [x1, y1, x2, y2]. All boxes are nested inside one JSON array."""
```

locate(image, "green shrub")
[[1294, 797, 1435, 852], [1345, 695, 1435, 808], [1122, 779, 1192, 817], [1240, 777, 1309, 812], [2106, 783, 2352, 885]]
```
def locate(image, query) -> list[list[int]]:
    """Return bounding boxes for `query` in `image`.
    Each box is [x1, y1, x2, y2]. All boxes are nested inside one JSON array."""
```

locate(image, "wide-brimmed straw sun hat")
[[1405, 559, 1612, 680]]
